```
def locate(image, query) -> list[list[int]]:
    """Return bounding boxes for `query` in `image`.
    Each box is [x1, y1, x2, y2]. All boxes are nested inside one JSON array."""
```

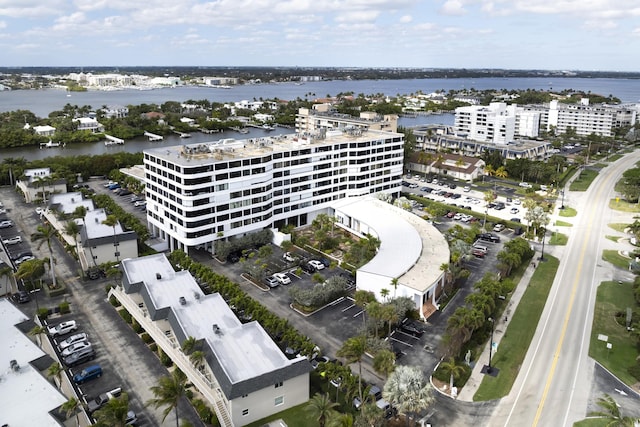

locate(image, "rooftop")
[[121, 254, 302, 384], [83, 208, 124, 238], [0, 299, 67, 426], [145, 128, 401, 166], [49, 192, 94, 215], [332, 197, 449, 292]]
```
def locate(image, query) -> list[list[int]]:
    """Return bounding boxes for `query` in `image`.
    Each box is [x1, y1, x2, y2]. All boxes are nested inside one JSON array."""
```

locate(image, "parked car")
[[63, 347, 96, 367], [0, 220, 14, 228], [87, 387, 122, 413], [11, 251, 33, 261], [511, 217, 521, 223], [398, 319, 425, 337], [264, 275, 279, 288], [73, 364, 102, 384], [118, 189, 132, 196], [493, 223, 506, 232], [463, 186, 471, 192], [353, 385, 383, 409], [12, 290, 30, 304], [282, 252, 296, 262], [125, 411, 137, 426], [308, 260, 325, 270], [15, 255, 35, 266], [2, 236, 22, 245], [478, 233, 501, 243], [300, 263, 315, 274], [58, 332, 89, 350], [510, 207, 519, 214], [61, 340, 91, 357], [48, 320, 78, 337], [134, 200, 147, 207], [35, 207, 44, 215], [273, 273, 291, 285]]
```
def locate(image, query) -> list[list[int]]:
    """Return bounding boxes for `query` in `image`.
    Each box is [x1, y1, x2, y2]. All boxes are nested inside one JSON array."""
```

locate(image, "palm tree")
[[380, 288, 390, 302], [588, 394, 639, 427], [373, 348, 396, 378], [337, 335, 367, 404], [354, 290, 375, 331], [383, 365, 434, 427], [390, 277, 399, 299], [31, 222, 58, 288], [59, 397, 82, 427], [438, 357, 466, 393], [102, 214, 120, 262], [147, 368, 188, 427], [189, 350, 205, 371], [29, 325, 47, 347], [305, 393, 339, 427], [0, 265, 13, 297], [328, 413, 354, 427], [181, 336, 198, 355], [47, 362, 64, 389], [94, 392, 131, 427], [64, 220, 81, 257], [495, 166, 508, 179]]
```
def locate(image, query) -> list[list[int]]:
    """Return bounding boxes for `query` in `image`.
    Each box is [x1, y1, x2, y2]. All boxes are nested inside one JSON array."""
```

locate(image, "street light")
[[560, 189, 565, 210]]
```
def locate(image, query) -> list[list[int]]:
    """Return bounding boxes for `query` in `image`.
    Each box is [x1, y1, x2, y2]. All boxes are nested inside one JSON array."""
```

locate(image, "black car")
[[300, 262, 315, 274], [227, 252, 240, 263], [399, 319, 425, 337], [478, 233, 501, 243], [13, 290, 31, 304]]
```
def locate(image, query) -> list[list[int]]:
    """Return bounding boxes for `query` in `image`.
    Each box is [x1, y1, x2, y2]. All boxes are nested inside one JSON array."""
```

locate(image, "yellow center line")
[[531, 172, 612, 426]]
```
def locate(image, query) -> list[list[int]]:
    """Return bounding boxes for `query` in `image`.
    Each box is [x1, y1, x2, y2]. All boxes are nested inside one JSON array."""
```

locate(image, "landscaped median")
[[473, 255, 560, 401]]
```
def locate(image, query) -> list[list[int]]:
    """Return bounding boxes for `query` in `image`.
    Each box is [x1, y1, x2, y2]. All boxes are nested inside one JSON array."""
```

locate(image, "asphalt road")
[[490, 150, 640, 426]]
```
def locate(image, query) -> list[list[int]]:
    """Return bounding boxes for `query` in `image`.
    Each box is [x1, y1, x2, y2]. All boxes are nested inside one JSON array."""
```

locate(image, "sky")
[[0, 0, 639, 71]]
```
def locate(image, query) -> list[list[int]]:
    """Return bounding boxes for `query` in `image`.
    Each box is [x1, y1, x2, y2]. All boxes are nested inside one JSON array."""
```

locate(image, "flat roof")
[[121, 254, 297, 384], [332, 197, 449, 292], [145, 128, 402, 166], [84, 208, 124, 238], [49, 192, 94, 214], [0, 299, 67, 426]]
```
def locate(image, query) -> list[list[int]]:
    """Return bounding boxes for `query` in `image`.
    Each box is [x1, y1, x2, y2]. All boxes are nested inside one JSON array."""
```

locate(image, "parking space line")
[[352, 309, 364, 319], [342, 304, 356, 312], [389, 336, 414, 347]]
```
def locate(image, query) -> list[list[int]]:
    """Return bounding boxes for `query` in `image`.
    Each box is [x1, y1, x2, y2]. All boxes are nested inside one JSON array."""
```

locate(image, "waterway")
[[1, 76, 638, 161]]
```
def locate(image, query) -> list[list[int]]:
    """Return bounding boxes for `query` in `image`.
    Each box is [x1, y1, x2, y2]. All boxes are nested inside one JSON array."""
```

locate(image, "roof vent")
[[213, 324, 223, 335], [179, 296, 186, 306], [10, 359, 20, 372], [95, 218, 99, 223], [156, 273, 161, 280], [194, 292, 201, 301]]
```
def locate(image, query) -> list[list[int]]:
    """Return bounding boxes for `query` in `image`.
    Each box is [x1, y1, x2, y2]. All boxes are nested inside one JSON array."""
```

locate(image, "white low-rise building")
[[33, 125, 57, 136], [110, 254, 311, 427], [16, 167, 67, 203], [73, 117, 104, 133], [332, 197, 450, 318], [80, 208, 138, 269]]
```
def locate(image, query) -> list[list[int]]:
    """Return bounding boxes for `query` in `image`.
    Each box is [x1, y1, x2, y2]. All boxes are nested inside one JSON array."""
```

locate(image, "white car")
[[308, 260, 325, 270], [510, 207, 519, 214], [61, 340, 91, 357], [463, 186, 471, 192], [453, 213, 463, 221], [493, 224, 506, 232], [58, 332, 89, 350], [273, 273, 291, 285], [35, 207, 44, 215], [48, 320, 78, 337], [283, 252, 296, 262], [513, 199, 521, 205], [2, 236, 22, 245], [0, 208, 6, 214]]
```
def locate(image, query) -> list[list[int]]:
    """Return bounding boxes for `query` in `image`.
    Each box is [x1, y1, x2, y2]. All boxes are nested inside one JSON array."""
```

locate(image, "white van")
[[472, 243, 488, 253]]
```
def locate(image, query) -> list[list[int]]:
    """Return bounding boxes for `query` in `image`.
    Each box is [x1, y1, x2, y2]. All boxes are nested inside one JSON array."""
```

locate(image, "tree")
[[31, 222, 58, 288], [380, 288, 390, 302], [390, 277, 400, 299], [29, 325, 47, 347], [102, 214, 120, 262], [60, 397, 82, 427], [373, 349, 396, 378], [47, 362, 64, 389], [329, 413, 354, 427], [189, 350, 205, 371], [0, 265, 13, 296], [587, 393, 639, 427], [94, 392, 131, 427], [382, 365, 434, 427], [354, 290, 375, 331], [147, 369, 188, 427], [438, 357, 466, 392], [337, 335, 367, 404], [64, 220, 81, 256], [305, 393, 339, 427]]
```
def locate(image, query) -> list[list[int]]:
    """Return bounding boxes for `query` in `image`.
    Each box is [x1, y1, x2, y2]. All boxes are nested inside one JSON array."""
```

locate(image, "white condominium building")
[[454, 102, 517, 144], [144, 125, 404, 253], [546, 99, 615, 137]]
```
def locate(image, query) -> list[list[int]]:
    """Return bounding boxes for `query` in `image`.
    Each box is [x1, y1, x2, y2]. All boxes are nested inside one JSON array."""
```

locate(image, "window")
[[242, 409, 249, 416], [275, 381, 283, 388], [275, 396, 284, 406]]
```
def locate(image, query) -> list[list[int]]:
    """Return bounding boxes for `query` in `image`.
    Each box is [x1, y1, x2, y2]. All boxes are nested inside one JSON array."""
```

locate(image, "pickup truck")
[[87, 387, 122, 413]]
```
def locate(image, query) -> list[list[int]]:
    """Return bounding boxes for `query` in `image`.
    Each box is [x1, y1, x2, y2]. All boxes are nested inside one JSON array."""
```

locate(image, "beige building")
[[79, 208, 138, 271], [110, 254, 311, 427], [296, 103, 398, 134]]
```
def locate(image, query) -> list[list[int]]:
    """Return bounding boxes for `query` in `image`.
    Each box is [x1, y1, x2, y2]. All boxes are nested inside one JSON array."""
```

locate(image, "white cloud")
[[399, 15, 413, 23], [440, 0, 467, 15], [0, 20, 6, 29]]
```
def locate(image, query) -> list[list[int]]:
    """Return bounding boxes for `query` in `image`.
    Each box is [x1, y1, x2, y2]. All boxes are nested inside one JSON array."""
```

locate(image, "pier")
[[104, 134, 125, 146], [144, 131, 164, 141], [40, 140, 62, 149], [173, 131, 192, 138]]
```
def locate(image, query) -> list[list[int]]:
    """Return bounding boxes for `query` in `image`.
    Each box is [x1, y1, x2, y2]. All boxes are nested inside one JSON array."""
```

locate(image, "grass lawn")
[[609, 199, 640, 213], [594, 163, 608, 168], [549, 232, 568, 245], [608, 223, 629, 233], [245, 403, 313, 427], [570, 169, 598, 191], [602, 250, 632, 270], [473, 256, 559, 401], [588, 281, 639, 386], [605, 235, 621, 242], [607, 154, 623, 162], [555, 220, 573, 227], [559, 207, 577, 217], [574, 418, 610, 427]]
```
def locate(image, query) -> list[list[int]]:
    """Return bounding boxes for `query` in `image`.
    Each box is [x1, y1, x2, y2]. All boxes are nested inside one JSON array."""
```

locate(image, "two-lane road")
[[490, 150, 640, 427]]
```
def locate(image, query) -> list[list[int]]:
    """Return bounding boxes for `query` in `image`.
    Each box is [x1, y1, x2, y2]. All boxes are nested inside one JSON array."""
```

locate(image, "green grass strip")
[[473, 256, 559, 401], [558, 207, 577, 217], [569, 169, 598, 191], [601, 250, 631, 270], [609, 199, 640, 213], [549, 232, 568, 245]]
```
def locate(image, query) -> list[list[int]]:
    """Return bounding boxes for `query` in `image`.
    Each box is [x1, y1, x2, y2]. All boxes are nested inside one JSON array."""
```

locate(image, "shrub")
[[37, 307, 50, 320], [109, 295, 121, 307], [141, 333, 154, 344], [149, 343, 158, 352], [132, 320, 143, 334], [58, 301, 70, 314], [104, 283, 114, 294], [159, 348, 173, 367], [628, 362, 640, 381], [118, 308, 132, 324]]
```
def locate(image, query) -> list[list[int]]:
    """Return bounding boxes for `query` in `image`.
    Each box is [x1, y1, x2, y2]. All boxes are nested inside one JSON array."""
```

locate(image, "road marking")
[[531, 168, 617, 426]]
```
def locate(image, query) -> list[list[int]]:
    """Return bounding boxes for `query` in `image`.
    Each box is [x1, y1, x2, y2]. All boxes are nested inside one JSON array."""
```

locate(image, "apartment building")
[[16, 167, 67, 203], [144, 116, 404, 253], [454, 102, 517, 144], [296, 103, 398, 134], [110, 253, 311, 427]]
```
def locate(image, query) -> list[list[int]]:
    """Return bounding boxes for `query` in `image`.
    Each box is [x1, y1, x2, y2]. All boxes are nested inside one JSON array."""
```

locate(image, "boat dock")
[[104, 134, 125, 146], [40, 140, 62, 148], [144, 131, 164, 141], [173, 131, 192, 138], [230, 127, 249, 134]]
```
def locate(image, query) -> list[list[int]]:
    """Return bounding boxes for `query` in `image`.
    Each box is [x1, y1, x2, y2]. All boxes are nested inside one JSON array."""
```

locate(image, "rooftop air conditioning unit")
[[156, 273, 162, 280]]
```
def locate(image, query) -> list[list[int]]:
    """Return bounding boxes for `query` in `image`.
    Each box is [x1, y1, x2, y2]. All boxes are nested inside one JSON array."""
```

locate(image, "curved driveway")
[[491, 150, 640, 427]]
